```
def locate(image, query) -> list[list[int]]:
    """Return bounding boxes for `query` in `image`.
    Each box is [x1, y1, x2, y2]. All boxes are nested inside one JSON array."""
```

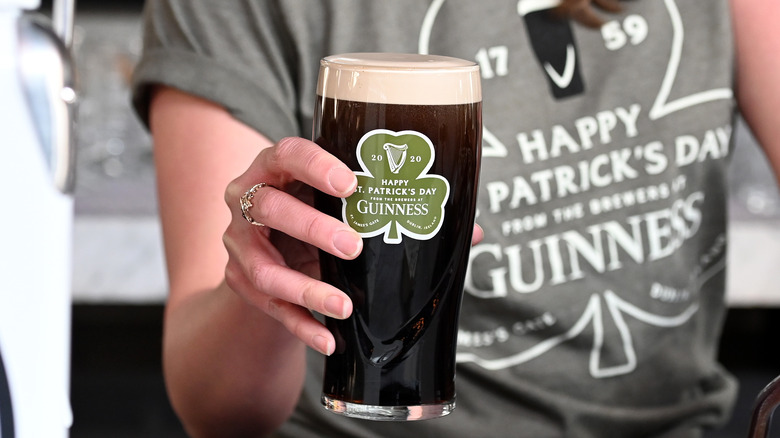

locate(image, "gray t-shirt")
[[133, 1, 738, 436]]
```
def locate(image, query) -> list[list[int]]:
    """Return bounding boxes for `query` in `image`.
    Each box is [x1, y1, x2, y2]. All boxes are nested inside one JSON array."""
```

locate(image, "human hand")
[[222, 136, 484, 356], [222, 137, 363, 356]]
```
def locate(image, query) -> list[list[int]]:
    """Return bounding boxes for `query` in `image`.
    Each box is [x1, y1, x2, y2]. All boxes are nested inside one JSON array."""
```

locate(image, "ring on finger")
[[240, 183, 269, 227]]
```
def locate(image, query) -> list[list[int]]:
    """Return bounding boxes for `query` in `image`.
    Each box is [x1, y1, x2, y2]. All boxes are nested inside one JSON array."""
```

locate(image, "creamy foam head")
[[317, 53, 481, 105]]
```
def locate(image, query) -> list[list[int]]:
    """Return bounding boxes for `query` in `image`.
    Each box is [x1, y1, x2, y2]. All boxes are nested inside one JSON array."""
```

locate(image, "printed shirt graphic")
[[420, 0, 735, 399]]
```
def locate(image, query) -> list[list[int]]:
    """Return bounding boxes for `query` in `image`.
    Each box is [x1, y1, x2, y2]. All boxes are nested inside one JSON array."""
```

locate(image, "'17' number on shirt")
[[475, 45, 509, 79]]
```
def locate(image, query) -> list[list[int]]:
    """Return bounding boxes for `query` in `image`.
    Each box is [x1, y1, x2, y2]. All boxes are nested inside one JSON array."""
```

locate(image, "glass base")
[[321, 395, 455, 421]]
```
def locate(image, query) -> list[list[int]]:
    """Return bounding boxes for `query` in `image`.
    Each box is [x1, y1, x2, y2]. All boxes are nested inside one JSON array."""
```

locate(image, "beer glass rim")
[[321, 52, 479, 73], [317, 52, 482, 105]]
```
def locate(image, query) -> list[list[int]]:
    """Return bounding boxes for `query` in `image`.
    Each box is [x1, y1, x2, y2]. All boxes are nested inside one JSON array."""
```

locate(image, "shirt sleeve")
[[131, 0, 309, 141]]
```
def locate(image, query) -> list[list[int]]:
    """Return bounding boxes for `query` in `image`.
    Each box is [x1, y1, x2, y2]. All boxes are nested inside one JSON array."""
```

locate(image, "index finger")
[[256, 137, 357, 197]]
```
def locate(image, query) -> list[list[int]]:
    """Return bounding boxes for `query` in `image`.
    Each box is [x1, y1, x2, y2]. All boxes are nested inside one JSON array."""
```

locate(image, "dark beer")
[[312, 53, 482, 421]]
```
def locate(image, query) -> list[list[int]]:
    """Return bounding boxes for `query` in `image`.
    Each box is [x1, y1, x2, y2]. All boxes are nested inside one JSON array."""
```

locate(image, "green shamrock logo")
[[342, 129, 450, 244]]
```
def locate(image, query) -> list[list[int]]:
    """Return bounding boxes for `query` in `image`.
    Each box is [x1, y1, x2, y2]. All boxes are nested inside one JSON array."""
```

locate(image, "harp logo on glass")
[[383, 142, 408, 174], [343, 129, 450, 244]]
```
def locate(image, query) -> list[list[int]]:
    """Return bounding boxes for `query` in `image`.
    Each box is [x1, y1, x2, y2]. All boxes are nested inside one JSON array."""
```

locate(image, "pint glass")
[[312, 53, 482, 421], [747, 374, 780, 438]]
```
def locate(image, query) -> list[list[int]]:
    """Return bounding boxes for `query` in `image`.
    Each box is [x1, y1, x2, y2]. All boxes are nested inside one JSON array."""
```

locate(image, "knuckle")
[[221, 232, 232, 251], [225, 171, 260, 209], [224, 177, 241, 206], [223, 263, 242, 291], [285, 315, 306, 340], [264, 295, 309, 342], [222, 230, 246, 261], [257, 144, 291, 186], [301, 212, 330, 245], [296, 280, 319, 310], [222, 226, 239, 249], [273, 137, 306, 162], [265, 296, 281, 315], [264, 296, 285, 321], [251, 261, 277, 293], [277, 137, 330, 176], [257, 144, 278, 170], [250, 188, 281, 224]]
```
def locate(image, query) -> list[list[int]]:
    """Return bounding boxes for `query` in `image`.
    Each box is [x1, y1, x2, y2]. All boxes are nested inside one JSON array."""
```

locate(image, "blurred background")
[[28, 0, 780, 436]]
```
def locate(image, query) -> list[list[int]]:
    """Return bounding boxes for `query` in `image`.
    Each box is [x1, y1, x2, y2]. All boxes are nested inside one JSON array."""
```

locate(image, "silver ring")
[[240, 183, 268, 227]]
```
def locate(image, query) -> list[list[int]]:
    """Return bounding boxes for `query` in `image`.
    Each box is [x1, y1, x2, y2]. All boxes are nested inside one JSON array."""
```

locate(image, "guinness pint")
[[313, 53, 482, 421]]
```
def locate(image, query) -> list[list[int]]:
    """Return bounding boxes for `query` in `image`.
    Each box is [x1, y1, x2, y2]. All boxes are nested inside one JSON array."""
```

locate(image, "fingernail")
[[329, 167, 357, 194], [324, 295, 348, 319], [333, 230, 362, 258], [313, 335, 334, 356]]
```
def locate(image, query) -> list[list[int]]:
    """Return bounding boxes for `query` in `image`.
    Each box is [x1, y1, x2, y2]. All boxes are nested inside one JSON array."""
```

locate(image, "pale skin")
[[149, 0, 780, 436]]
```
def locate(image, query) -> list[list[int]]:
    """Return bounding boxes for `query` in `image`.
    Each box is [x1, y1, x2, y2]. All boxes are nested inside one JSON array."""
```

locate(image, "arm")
[[732, 0, 780, 182], [149, 87, 360, 436]]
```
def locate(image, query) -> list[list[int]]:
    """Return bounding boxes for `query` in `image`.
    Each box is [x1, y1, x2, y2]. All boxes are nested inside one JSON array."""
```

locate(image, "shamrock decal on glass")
[[343, 129, 450, 244]]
